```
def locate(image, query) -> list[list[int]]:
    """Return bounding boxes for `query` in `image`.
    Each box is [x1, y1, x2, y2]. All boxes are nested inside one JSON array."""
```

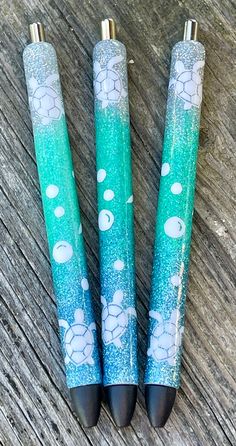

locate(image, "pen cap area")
[[29, 22, 46, 43], [183, 19, 198, 41], [101, 18, 116, 40]]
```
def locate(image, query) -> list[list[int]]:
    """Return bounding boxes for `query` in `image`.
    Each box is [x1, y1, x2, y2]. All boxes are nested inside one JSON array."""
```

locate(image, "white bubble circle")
[[98, 209, 114, 231], [97, 169, 106, 183], [171, 275, 181, 286], [53, 241, 73, 263], [126, 195, 133, 204], [113, 260, 125, 271], [171, 183, 182, 195], [161, 163, 170, 176], [81, 278, 89, 291], [54, 206, 65, 218], [46, 185, 59, 198], [103, 189, 114, 201], [164, 216, 186, 238]]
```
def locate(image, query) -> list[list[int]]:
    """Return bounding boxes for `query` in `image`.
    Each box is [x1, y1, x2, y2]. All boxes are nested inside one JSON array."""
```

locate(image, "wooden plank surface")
[[0, 0, 236, 445]]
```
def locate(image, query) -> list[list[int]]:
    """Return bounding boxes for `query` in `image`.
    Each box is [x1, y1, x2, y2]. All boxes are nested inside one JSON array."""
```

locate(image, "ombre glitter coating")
[[93, 39, 138, 386], [145, 40, 205, 388], [23, 42, 101, 389]]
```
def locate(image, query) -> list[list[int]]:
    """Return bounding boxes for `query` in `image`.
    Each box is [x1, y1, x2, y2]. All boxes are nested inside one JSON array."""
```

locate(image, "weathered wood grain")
[[0, 0, 236, 445]]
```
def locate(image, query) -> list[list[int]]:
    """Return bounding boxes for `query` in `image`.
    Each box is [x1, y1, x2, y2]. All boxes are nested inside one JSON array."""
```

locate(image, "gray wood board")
[[0, 0, 235, 445]]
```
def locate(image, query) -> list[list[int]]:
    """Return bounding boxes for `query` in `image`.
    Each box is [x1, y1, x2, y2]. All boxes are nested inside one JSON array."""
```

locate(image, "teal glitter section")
[[145, 41, 205, 388], [93, 40, 138, 386], [23, 42, 101, 388]]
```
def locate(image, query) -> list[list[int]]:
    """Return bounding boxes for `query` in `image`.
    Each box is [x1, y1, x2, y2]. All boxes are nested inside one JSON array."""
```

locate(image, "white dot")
[[161, 163, 170, 176], [171, 275, 181, 286], [103, 189, 114, 201], [97, 169, 106, 183], [54, 206, 65, 218], [113, 260, 124, 271], [98, 209, 114, 231], [126, 195, 133, 204], [46, 185, 59, 198], [81, 278, 89, 291], [164, 216, 186, 238], [113, 290, 124, 303], [171, 183, 182, 195], [72, 171, 75, 178], [53, 241, 73, 263], [79, 223, 82, 234]]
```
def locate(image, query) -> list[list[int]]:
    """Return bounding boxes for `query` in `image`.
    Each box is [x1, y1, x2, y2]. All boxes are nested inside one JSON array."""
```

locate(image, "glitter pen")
[[144, 20, 205, 427], [23, 23, 102, 427], [93, 19, 138, 427]]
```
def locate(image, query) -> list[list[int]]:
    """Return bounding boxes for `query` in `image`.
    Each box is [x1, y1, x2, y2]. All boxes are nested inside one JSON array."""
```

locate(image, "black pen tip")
[[145, 385, 176, 428], [106, 385, 137, 427], [70, 384, 101, 427]]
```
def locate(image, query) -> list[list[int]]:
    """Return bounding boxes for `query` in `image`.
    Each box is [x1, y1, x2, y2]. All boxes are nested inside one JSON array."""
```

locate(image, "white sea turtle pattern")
[[169, 60, 204, 110], [59, 309, 96, 366], [147, 308, 184, 365], [28, 73, 64, 124], [101, 290, 137, 348], [93, 55, 127, 109]]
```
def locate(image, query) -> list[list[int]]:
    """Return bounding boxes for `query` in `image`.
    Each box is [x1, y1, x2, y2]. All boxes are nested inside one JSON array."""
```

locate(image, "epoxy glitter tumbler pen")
[[23, 23, 102, 427], [145, 20, 205, 427], [93, 19, 138, 427]]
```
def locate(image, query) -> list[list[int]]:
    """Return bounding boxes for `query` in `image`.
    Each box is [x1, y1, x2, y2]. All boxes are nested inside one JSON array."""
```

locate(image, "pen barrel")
[[23, 42, 101, 389], [145, 40, 205, 388], [93, 40, 138, 385]]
